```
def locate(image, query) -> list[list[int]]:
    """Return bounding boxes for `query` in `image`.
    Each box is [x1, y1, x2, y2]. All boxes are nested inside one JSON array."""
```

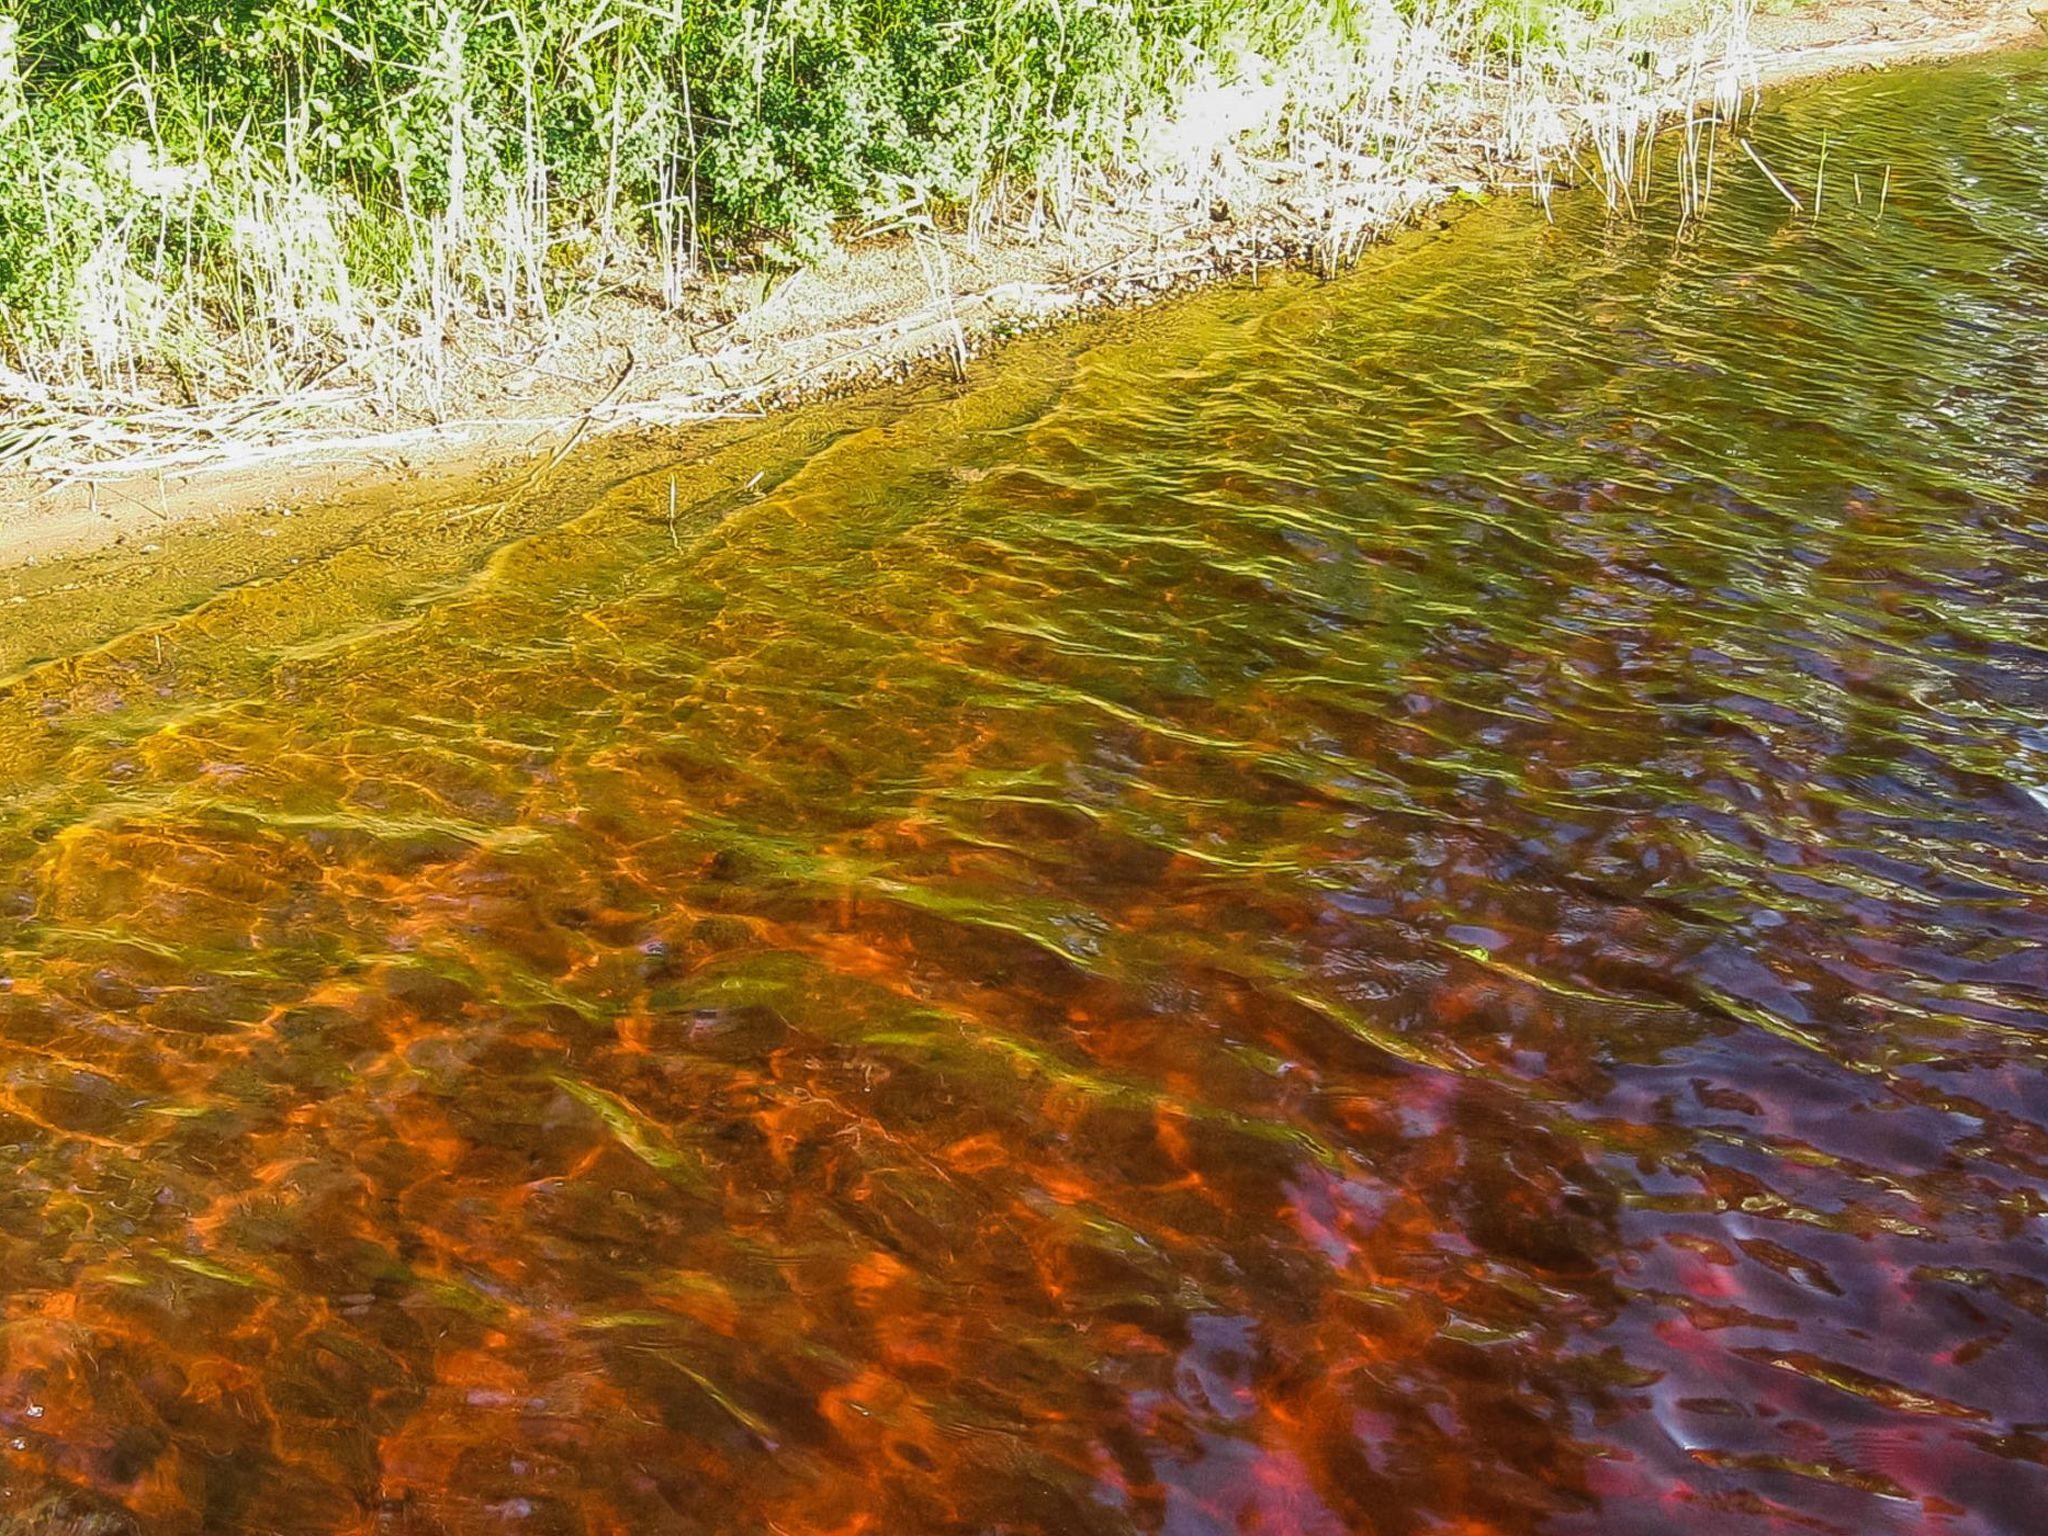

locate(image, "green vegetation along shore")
[[8, 0, 2037, 502], [1, 0, 1631, 395]]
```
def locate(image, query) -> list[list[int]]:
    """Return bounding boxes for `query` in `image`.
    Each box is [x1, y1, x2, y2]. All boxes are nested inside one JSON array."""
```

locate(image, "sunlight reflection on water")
[[0, 46, 2046, 1536]]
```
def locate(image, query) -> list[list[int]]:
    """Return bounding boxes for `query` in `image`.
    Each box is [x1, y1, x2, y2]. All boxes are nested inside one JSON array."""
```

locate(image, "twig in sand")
[[535, 346, 637, 480]]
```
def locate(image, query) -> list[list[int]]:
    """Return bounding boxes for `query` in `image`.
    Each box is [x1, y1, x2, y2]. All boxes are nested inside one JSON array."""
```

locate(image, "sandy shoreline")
[[0, 0, 2040, 569]]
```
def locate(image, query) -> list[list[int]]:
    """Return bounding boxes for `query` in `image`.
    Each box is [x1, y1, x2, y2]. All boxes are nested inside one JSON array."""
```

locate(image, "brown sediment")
[[0, 0, 2039, 573]]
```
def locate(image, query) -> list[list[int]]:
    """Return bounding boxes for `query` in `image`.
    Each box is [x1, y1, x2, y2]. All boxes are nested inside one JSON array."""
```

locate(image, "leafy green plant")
[[0, 0, 1622, 389]]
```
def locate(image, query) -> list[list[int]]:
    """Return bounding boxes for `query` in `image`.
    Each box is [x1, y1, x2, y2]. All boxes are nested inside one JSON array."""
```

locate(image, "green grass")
[[0, 0, 1619, 394]]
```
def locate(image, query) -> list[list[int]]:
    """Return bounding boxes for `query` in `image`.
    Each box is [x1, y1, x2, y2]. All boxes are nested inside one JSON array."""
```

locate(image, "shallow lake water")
[[1, 47, 2046, 1536]]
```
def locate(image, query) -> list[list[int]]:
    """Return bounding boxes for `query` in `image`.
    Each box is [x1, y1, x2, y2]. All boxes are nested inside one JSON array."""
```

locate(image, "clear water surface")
[[1, 47, 2046, 1536]]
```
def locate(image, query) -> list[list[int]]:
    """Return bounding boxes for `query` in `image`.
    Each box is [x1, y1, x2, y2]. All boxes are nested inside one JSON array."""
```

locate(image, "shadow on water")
[[0, 46, 2046, 1536]]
